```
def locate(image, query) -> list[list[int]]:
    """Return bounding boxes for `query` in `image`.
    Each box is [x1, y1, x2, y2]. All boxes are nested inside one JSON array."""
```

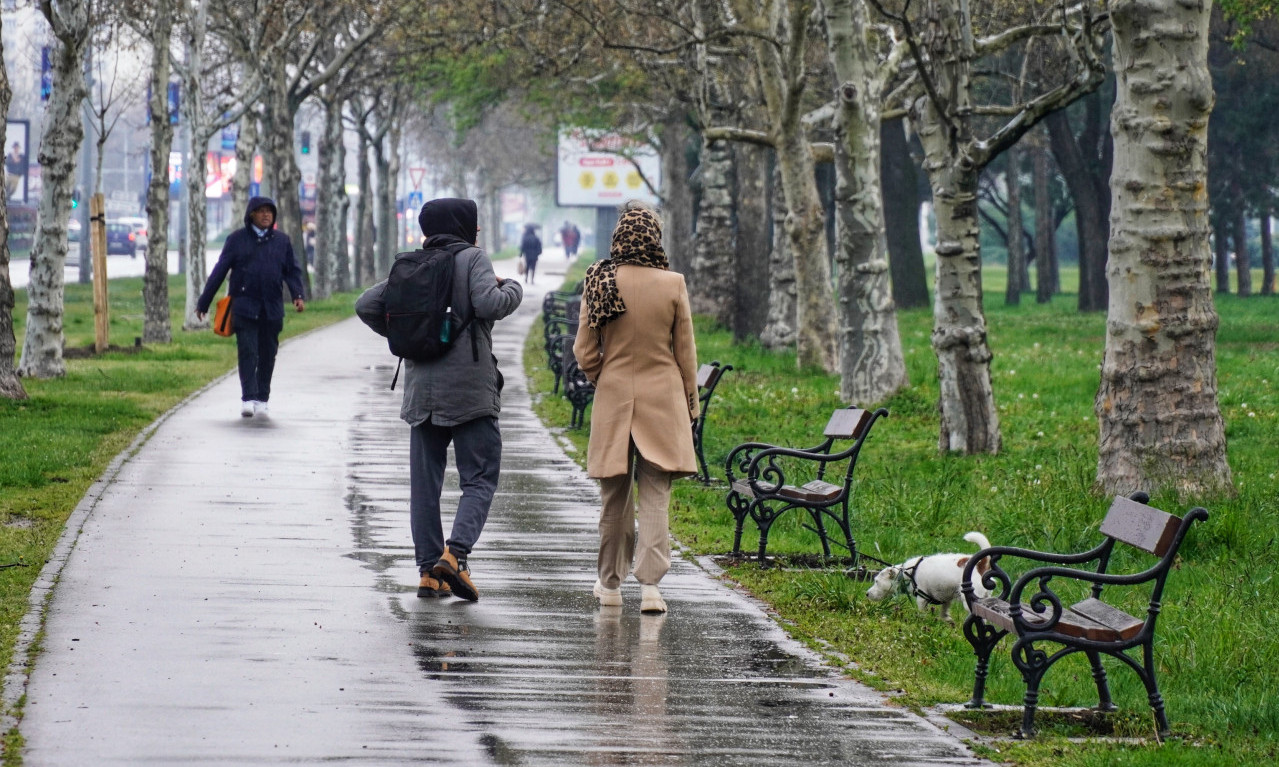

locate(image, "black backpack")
[[382, 241, 477, 386]]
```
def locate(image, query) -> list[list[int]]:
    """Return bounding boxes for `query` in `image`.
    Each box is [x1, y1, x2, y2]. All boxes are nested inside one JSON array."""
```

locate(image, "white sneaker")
[[254, 401, 269, 416], [593, 579, 622, 607], [240, 401, 254, 418], [640, 585, 667, 614]]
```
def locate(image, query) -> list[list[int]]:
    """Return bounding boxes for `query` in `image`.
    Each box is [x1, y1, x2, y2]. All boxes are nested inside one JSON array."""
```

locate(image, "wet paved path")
[[16, 258, 986, 765]]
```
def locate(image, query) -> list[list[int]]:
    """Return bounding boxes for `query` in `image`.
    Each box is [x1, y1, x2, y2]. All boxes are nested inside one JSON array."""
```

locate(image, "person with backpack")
[[355, 198, 523, 602], [518, 223, 542, 285], [196, 196, 306, 418]]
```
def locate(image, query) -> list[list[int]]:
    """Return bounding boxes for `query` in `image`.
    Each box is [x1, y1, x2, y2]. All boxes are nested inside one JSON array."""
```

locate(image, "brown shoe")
[[432, 547, 479, 601], [417, 573, 452, 598]]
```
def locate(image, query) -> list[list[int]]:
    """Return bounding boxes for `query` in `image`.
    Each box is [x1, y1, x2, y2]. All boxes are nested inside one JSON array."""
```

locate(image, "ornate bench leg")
[[755, 511, 774, 567], [1140, 641, 1172, 738], [1087, 651, 1116, 712], [1013, 639, 1050, 738], [809, 508, 832, 558], [962, 616, 1004, 709]]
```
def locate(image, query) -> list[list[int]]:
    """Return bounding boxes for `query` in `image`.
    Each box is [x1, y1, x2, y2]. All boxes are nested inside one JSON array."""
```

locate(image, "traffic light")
[[300, 131, 311, 155]]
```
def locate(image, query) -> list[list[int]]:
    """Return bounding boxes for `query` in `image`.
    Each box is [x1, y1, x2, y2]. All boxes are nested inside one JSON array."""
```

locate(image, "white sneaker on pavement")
[[640, 585, 667, 614], [593, 579, 622, 607], [254, 401, 269, 417], [240, 401, 254, 418]]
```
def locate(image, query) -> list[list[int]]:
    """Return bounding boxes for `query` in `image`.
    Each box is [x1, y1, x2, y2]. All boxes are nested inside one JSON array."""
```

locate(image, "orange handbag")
[[213, 295, 234, 337]]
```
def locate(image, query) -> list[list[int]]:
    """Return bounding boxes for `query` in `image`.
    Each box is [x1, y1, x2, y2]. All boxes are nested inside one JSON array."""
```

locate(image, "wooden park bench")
[[960, 492, 1209, 738], [691, 361, 733, 484], [541, 282, 582, 319], [724, 407, 888, 565], [562, 354, 595, 429]]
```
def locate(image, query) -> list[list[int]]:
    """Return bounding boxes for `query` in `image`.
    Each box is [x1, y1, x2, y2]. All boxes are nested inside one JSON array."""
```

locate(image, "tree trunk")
[[1004, 144, 1024, 306], [140, 0, 174, 343], [733, 143, 771, 340], [747, 0, 837, 372], [1262, 211, 1273, 296], [267, 85, 308, 296], [232, 110, 257, 221], [1033, 143, 1058, 303], [881, 117, 928, 310], [659, 113, 695, 277], [760, 161, 797, 349], [0, 21, 25, 398], [180, 2, 215, 332], [20, 1, 90, 377], [688, 137, 736, 327], [1233, 200, 1251, 297], [1097, 0, 1232, 498], [355, 129, 376, 286], [314, 92, 345, 300], [1212, 214, 1230, 292], [1047, 108, 1109, 311], [826, 0, 908, 404]]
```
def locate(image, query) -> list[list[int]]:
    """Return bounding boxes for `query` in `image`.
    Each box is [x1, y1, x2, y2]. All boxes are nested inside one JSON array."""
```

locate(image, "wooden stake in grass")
[[90, 193, 108, 353]]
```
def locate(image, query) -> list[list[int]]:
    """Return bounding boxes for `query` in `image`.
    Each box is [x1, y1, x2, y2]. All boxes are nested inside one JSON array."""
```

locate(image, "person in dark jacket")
[[518, 223, 542, 285], [197, 196, 306, 418], [355, 198, 523, 602]]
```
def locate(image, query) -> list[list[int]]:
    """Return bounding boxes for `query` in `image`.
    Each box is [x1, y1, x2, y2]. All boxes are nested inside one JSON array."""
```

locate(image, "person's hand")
[[196, 312, 206, 322], [293, 298, 305, 312]]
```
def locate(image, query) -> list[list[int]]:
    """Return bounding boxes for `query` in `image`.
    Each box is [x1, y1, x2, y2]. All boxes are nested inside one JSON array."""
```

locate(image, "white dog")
[[865, 532, 993, 623]]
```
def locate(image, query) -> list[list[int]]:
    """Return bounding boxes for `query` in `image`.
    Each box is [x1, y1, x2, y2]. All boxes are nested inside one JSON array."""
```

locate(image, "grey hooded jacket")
[[356, 199, 523, 427]]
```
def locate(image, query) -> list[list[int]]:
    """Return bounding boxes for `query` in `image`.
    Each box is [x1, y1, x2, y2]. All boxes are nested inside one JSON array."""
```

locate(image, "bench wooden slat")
[[696, 363, 717, 389], [972, 597, 1139, 642], [823, 408, 871, 440], [730, 480, 755, 499], [1100, 496, 1182, 556], [1068, 598, 1145, 640]]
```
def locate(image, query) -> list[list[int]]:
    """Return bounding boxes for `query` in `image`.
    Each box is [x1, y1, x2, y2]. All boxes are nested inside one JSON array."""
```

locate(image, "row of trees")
[[3, 0, 1274, 500]]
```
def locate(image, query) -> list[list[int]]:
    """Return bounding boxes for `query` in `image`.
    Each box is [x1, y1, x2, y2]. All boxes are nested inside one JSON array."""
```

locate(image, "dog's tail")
[[964, 531, 992, 575]]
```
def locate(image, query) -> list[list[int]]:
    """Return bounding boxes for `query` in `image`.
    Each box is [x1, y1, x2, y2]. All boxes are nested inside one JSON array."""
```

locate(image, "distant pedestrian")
[[196, 196, 305, 419], [355, 198, 523, 602], [572, 201, 699, 614], [560, 220, 580, 259], [519, 223, 542, 285]]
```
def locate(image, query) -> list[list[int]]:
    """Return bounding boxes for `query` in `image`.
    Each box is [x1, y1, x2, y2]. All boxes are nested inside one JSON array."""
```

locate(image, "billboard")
[[5, 120, 30, 204], [556, 129, 660, 207]]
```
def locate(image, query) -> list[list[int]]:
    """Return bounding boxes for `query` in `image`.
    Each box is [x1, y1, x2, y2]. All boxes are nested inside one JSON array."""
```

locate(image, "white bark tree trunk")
[[738, 0, 837, 372], [1096, 0, 1232, 497], [825, 0, 908, 405], [354, 127, 376, 285], [761, 161, 798, 349], [232, 110, 257, 220], [180, 0, 211, 331], [142, 0, 174, 344], [0, 20, 25, 398], [20, 0, 91, 377], [314, 91, 346, 299], [262, 66, 308, 295], [688, 138, 737, 325]]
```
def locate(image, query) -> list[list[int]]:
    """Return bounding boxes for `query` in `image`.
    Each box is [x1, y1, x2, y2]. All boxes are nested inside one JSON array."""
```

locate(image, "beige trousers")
[[596, 446, 673, 589]]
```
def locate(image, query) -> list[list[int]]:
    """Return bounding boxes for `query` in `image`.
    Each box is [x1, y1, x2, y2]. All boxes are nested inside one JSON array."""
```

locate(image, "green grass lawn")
[[526, 262, 1279, 767]]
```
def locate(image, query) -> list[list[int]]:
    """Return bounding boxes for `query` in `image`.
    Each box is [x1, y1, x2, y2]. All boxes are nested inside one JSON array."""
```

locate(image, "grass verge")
[[525, 264, 1278, 767]]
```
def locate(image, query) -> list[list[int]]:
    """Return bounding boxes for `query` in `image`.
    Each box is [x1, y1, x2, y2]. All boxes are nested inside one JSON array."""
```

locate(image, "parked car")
[[115, 216, 148, 247], [105, 222, 138, 257]]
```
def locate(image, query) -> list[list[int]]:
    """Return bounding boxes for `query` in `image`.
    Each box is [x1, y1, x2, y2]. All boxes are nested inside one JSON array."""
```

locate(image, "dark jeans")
[[409, 415, 502, 573], [233, 315, 283, 402]]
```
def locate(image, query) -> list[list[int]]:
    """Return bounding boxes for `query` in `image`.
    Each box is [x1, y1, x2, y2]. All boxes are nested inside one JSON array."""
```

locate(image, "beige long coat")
[[573, 264, 700, 479]]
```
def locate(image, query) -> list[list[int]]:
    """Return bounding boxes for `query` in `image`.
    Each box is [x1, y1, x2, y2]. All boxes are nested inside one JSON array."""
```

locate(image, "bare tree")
[[1097, 0, 1232, 497], [19, 0, 92, 378], [0, 14, 26, 399], [141, 0, 175, 344], [874, 0, 1108, 453]]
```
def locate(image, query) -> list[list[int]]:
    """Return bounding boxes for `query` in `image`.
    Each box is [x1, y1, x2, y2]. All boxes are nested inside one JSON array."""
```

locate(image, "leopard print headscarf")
[[581, 206, 670, 329]]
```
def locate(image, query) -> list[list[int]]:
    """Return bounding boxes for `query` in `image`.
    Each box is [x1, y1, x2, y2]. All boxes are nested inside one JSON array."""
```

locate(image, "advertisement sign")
[[4, 120, 30, 204], [168, 151, 183, 195], [205, 152, 237, 198], [221, 121, 238, 151], [556, 129, 660, 207]]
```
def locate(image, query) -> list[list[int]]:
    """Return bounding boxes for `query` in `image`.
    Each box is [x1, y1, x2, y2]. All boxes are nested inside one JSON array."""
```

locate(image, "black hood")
[[418, 198, 477, 245], [244, 196, 278, 230]]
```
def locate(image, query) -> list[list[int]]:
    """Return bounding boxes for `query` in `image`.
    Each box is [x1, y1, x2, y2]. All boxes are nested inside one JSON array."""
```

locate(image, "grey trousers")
[[409, 415, 501, 573], [596, 445, 673, 589]]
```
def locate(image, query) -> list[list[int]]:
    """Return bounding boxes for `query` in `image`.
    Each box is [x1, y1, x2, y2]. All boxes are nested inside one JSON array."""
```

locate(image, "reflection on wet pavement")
[[344, 292, 985, 766]]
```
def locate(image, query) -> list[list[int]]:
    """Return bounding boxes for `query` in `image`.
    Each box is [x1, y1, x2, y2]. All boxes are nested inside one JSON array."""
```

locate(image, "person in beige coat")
[[574, 201, 699, 614]]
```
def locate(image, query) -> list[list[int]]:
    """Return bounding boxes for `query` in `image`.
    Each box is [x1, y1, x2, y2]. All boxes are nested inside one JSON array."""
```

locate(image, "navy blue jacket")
[[197, 196, 305, 322]]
